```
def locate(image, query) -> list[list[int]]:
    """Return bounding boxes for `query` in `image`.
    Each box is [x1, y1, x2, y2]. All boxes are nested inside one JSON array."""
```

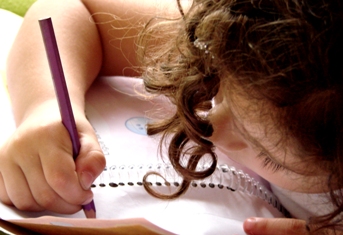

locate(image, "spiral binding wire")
[[92, 163, 289, 216]]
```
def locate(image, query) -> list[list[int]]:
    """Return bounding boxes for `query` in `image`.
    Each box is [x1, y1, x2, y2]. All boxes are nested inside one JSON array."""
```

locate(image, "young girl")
[[144, 0, 343, 233], [141, 0, 343, 234], [0, 0, 341, 234]]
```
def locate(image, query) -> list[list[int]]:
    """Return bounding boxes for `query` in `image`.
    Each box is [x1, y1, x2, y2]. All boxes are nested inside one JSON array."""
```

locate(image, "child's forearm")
[[6, 0, 186, 126], [6, 0, 103, 125]]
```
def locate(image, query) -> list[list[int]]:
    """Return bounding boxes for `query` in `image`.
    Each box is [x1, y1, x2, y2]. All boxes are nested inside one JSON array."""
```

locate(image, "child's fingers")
[[0, 109, 104, 213], [5, 124, 93, 211], [1, 164, 44, 211], [3, 162, 82, 213], [38, 146, 94, 207], [4, 142, 87, 213], [0, 173, 13, 206], [243, 217, 309, 235], [21, 158, 84, 213], [17, 116, 97, 207]]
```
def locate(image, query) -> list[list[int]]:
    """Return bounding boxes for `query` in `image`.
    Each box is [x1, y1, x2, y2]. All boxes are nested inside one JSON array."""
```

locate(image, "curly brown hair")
[[138, 0, 343, 233]]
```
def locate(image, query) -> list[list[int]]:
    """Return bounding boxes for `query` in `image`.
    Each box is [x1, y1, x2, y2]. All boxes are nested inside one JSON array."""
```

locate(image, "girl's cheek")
[[208, 102, 248, 151]]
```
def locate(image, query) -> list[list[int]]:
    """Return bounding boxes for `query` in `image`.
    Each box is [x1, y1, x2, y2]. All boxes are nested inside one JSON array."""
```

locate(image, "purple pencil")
[[39, 17, 96, 219]]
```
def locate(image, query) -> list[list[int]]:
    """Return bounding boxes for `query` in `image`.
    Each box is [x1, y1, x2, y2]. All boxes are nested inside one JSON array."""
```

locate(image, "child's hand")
[[0, 100, 105, 214]]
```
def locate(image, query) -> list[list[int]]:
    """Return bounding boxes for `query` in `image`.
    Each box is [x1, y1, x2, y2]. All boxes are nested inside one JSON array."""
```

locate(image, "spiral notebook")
[[0, 76, 286, 235]]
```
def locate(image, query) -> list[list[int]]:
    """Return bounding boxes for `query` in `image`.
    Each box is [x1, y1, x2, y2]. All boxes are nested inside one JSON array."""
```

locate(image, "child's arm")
[[0, 0, 106, 214], [0, 0, 176, 213]]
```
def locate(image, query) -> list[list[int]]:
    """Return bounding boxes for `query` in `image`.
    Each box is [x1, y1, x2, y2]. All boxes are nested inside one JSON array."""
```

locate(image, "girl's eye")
[[257, 152, 285, 172]]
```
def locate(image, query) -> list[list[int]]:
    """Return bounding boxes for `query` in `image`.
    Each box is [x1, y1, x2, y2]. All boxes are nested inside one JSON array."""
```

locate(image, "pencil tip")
[[83, 200, 96, 219], [84, 208, 96, 219]]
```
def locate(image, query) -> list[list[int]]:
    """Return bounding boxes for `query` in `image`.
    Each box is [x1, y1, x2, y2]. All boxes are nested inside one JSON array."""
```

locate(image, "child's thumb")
[[76, 145, 106, 190]]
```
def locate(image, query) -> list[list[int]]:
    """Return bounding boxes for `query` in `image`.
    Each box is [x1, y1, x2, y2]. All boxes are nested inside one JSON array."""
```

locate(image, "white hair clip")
[[193, 38, 214, 58], [193, 38, 208, 50]]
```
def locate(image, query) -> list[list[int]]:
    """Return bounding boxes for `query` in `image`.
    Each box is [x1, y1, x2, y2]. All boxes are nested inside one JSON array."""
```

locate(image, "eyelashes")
[[257, 152, 285, 172], [262, 156, 285, 172]]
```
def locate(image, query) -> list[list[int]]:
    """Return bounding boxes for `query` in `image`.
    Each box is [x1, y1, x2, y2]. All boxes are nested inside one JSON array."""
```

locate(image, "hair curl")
[[138, 0, 343, 233]]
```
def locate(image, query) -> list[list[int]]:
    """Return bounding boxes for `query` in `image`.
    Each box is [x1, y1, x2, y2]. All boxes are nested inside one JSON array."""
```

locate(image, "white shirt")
[[271, 183, 334, 221]]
